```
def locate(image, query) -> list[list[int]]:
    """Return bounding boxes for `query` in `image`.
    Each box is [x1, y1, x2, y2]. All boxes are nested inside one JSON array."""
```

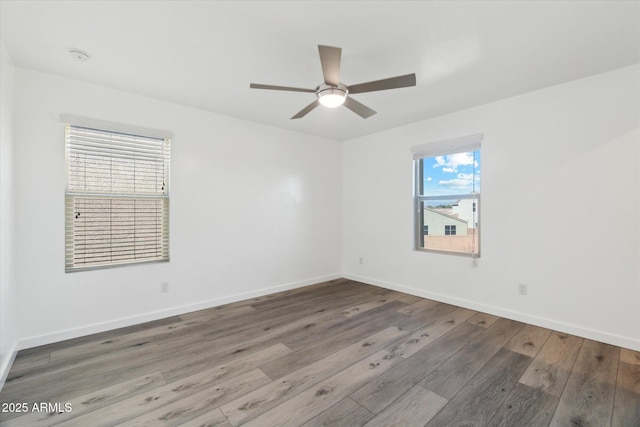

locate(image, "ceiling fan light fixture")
[[317, 85, 347, 108]]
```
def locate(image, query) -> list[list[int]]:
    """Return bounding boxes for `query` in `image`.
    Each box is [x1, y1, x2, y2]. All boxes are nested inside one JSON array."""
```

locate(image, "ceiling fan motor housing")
[[317, 83, 348, 108]]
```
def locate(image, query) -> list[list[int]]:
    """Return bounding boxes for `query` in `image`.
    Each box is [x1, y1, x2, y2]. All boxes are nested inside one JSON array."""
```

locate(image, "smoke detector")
[[69, 49, 90, 62]]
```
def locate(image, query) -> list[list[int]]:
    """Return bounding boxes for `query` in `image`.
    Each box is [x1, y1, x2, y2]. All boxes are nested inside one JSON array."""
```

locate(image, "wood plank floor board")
[[7, 353, 50, 372], [259, 306, 411, 380], [466, 312, 500, 329], [158, 296, 383, 383], [114, 369, 270, 427], [300, 398, 374, 427], [397, 298, 441, 316], [219, 326, 408, 426], [242, 278, 352, 309], [47, 306, 257, 362], [6, 335, 162, 386], [245, 286, 379, 320], [620, 348, 640, 366], [1, 279, 636, 427], [245, 281, 383, 314], [1, 333, 203, 408], [191, 288, 398, 349], [150, 306, 258, 345], [244, 278, 363, 310], [265, 297, 407, 346], [350, 322, 484, 414], [549, 340, 619, 427], [385, 306, 476, 359], [241, 350, 401, 427], [59, 368, 270, 427], [0, 371, 167, 426], [418, 318, 524, 400], [409, 301, 459, 325], [504, 323, 552, 358], [7, 324, 210, 384], [2, 342, 288, 424], [385, 291, 423, 305], [174, 408, 232, 427], [393, 311, 444, 333], [2, 335, 208, 402], [486, 383, 559, 427], [10, 316, 183, 358], [519, 331, 584, 396], [425, 348, 532, 427], [612, 361, 640, 427], [339, 293, 398, 317], [155, 342, 293, 396], [179, 302, 256, 322], [160, 303, 406, 384], [363, 385, 447, 427], [203, 284, 383, 328], [281, 301, 409, 351]]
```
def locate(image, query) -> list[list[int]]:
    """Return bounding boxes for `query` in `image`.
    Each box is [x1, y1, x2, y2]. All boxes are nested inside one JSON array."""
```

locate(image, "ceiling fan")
[[250, 45, 416, 119]]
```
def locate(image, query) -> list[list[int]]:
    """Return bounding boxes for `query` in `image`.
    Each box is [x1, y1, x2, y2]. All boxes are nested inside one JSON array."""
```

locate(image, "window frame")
[[444, 225, 457, 236], [63, 117, 171, 272], [412, 134, 482, 257]]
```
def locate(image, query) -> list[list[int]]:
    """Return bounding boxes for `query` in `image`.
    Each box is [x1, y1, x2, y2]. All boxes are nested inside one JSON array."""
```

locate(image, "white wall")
[[343, 64, 640, 350], [13, 68, 342, 348], [0, 39, 19, 386]]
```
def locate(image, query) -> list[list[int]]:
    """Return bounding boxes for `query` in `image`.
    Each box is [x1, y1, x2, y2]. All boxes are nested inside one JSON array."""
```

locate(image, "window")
[[64, 119, 171, 271], [412, 133, 482, 256]]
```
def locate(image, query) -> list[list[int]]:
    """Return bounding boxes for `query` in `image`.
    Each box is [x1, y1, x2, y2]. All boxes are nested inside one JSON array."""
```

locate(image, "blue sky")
[[421, 150, 480, 196]]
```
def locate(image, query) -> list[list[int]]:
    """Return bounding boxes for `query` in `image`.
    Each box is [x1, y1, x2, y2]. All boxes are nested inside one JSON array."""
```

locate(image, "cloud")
[[425, 177, 432, 182], [438, 178, 472, 190], [433, 152, 476, 173], [438, 172, 478, 190]]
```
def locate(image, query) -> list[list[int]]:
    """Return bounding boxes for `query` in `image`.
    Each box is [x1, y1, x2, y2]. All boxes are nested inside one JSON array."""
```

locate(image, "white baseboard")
[[18, 273, 342, 351], [0, 340, 18, 391], [344, 273, 640, 352]]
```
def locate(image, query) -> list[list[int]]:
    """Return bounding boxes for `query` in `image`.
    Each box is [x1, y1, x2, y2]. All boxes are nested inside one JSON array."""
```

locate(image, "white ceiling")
[[1, 1, 639, 141]]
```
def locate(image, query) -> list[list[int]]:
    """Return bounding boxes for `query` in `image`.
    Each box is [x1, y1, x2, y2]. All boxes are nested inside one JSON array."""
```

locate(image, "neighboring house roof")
[[424, 207, 468, 224], [432, 208, 457, 217]]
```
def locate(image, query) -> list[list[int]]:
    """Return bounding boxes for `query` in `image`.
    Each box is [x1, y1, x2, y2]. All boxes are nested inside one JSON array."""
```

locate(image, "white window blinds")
[[65, 124, 170, 271], [410, 133, 483, 160]]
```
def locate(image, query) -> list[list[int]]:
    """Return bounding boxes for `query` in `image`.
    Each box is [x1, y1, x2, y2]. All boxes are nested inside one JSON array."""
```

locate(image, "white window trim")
[[412, 133, 483, 257]]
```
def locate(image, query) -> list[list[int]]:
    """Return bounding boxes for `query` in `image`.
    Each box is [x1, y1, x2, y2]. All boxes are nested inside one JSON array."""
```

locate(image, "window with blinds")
[[65, 124, 170, 271]]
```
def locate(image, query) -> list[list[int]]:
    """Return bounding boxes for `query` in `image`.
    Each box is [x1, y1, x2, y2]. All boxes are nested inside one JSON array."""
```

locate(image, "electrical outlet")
[[359, 257, 364, 265], [518, 283, 527, 295], [161, 282, 169, 293]]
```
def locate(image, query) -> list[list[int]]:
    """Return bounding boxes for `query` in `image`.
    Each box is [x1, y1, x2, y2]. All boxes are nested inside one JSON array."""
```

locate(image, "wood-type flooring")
[[1, 278, 638, 426]]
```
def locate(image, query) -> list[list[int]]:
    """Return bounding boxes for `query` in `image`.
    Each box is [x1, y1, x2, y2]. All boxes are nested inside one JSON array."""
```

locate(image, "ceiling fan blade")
[[348, 73, 416, 94], [343, 96, 376, 119], [250, 83, 316, 93], [318, 45, 341, 87], [291, 100, 320, 119]]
